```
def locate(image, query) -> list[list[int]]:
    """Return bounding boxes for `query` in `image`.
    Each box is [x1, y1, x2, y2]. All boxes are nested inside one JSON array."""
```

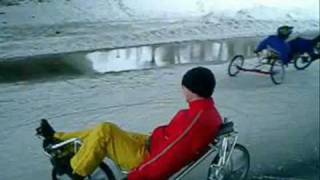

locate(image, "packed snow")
[[0, 0, 319, 60]]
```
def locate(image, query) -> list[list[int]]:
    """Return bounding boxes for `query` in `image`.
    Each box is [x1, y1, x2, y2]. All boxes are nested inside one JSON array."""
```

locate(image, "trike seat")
[[217, 121, 234, 137]]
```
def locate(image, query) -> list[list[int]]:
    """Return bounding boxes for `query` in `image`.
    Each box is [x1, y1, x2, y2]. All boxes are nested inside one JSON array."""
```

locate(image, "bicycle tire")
[[52, 162, 116, 180], [207, 153, 220, 180], [270, 59, 285, 85], [228, 55, 244, 77], [293, 55, 312, 70], [207, 144, 250, 180]]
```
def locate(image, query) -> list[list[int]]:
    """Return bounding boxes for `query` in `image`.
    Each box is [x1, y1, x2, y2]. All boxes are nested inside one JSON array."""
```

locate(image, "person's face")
[[182, 86, 201, 102]]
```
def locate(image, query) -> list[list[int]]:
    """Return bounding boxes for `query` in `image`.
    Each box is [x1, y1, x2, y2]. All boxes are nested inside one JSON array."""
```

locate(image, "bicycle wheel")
[[293, 55, 312, 70], [270, 59, 285, 85], [207, 154, 221, 180], [52, 162, 116, 180], [207, 144, 250, 180], [228, 55, 244, 76]]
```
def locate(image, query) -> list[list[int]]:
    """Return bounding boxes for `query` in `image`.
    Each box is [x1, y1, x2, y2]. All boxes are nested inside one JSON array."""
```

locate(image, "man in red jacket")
[[36, 66, 222, 180]]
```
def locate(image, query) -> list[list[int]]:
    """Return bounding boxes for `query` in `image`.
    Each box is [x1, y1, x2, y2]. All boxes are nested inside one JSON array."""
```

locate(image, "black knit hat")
[[182, 66, 216, 98]]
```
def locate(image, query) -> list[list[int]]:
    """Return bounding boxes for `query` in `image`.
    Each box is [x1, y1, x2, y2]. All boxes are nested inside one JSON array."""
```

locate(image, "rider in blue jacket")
[[255, 26, 293, 65]]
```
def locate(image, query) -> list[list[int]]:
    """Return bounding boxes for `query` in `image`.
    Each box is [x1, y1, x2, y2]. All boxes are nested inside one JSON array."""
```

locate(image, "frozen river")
[[0, 37, 319, 179]]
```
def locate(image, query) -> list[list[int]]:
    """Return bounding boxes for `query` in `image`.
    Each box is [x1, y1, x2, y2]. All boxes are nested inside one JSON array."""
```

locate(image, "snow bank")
[[0, 0, 134, 25], [0, 0, 318, 25], [0, 0, 319, 60]]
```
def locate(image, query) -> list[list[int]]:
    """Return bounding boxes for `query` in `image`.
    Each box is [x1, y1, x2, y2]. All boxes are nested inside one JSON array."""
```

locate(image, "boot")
[[36, 119, 56, 139]]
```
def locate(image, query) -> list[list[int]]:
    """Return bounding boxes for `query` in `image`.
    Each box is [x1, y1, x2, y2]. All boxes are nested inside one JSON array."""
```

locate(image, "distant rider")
[[255, 25, 293, 65]]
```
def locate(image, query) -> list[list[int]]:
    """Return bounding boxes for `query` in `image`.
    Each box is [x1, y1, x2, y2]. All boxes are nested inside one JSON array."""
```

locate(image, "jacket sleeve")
[[255, 37, 271, 52]]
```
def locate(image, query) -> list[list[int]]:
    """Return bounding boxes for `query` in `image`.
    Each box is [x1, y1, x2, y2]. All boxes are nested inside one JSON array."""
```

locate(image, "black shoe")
[[36, 119, 56, 139]]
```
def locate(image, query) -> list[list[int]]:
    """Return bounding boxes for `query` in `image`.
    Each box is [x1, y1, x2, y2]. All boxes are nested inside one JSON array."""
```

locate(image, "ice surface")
[[0, 59, 318, 179]]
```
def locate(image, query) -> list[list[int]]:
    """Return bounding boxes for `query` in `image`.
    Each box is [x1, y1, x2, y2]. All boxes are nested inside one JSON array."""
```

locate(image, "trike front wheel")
[[228, 55, 244, 77]]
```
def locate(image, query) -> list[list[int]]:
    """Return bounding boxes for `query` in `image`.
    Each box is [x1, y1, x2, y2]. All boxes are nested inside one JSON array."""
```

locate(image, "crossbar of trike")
[[237, 66, 272, 75]]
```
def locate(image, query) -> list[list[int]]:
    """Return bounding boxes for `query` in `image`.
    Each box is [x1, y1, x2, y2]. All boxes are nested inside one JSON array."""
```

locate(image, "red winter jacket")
[[128, 98, 222, 180]]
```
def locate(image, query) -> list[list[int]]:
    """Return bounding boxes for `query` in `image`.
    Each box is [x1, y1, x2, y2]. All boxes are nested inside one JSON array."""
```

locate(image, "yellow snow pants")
[[54, 122, 150, 177]]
